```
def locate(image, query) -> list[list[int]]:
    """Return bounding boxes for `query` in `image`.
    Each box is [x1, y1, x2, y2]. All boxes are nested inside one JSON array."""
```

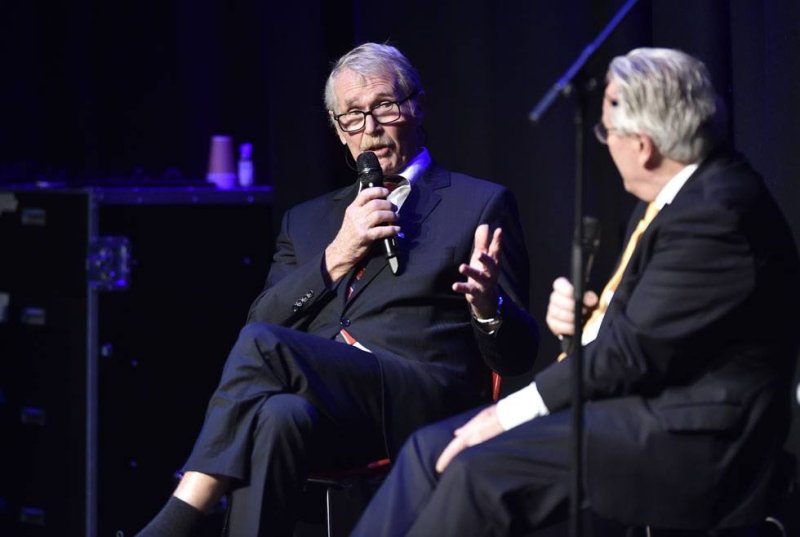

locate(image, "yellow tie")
[[558, 202, 659, 361], [584, 202, 660, 333]]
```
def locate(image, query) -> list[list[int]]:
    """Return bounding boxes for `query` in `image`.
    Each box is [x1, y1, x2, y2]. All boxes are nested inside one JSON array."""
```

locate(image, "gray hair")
[[607, 47, 722, 162], [324, 42, 424, 125]]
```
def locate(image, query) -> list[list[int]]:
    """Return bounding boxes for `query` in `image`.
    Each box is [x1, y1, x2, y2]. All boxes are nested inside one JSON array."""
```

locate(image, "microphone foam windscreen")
[[356, 151, 383, 187]]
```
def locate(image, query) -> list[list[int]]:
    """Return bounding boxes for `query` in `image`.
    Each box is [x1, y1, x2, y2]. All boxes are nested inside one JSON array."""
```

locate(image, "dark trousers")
[[350, 407, 578, 537], [184, 322, 387, 537]]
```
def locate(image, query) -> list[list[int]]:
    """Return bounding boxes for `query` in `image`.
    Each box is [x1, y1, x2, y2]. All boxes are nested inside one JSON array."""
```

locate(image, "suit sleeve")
[[246, 208, 338, 328], [536, 201, 755, 411], [472, 187, 540, 376]]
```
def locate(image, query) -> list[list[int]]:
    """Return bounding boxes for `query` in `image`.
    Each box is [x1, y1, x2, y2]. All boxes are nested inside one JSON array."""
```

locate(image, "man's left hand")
[[452, 224, 502, 319], [435, 405, 504, 473]]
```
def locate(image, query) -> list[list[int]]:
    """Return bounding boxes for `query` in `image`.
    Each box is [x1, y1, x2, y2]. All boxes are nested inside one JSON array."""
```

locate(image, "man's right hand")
[[545, 277, 599, 338], [324, 186, 399, 283], [435, 405, 504, 474]]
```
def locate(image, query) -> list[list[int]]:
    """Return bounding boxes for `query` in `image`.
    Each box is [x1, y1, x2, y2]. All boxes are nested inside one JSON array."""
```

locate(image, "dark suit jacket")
[[537, 151, 800, 529], [247, 163, 539, 454]]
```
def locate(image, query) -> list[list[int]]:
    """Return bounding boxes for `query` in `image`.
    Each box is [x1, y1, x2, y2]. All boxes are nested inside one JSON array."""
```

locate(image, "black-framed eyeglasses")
[[593, 121, 624, 145], [332, 91, 419, 133]]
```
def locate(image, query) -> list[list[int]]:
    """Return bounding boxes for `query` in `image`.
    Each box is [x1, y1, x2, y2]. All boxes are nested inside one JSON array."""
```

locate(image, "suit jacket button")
[[340, 318, 351, 327]]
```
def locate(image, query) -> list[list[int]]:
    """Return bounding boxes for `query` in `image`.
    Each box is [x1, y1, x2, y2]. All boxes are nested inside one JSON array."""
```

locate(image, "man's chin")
[[377, 154, 400, 175]]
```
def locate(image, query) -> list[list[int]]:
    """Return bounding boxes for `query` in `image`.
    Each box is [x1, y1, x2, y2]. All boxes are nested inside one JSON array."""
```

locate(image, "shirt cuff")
[[495, 382, 549, 431]]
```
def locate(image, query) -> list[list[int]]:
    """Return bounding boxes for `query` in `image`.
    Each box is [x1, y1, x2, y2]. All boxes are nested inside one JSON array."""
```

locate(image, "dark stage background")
[[2, 0, 799, 529]]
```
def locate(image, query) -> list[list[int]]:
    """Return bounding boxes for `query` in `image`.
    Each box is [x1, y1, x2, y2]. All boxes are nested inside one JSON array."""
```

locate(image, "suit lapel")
[[394, 164, 447, 255]]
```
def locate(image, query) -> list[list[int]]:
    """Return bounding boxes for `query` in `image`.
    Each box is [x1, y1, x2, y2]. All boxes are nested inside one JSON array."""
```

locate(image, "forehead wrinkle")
[[335, 70, 397, 110], [341, 90, 395, 110]]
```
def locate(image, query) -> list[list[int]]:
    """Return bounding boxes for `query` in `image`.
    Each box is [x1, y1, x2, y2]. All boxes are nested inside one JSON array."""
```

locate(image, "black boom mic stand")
[[528, 1, 640, 536]]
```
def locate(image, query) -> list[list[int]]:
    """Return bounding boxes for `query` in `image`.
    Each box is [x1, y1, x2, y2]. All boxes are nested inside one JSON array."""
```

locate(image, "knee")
[[216, 323, 285, 386], [236, 322, 281, 353], [226, 323, 292, 380], [403, 410, 481, 467], [409, 420, 455, 454], [393, 421, 457, 477]]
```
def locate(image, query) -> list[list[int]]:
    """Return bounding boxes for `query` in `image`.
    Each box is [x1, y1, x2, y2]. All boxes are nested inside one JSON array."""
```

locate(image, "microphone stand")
[[528, 2, 639, 537]]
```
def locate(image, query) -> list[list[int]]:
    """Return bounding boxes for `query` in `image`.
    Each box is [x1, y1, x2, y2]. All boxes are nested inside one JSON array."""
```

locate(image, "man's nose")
[[363, 113, 381, 134]]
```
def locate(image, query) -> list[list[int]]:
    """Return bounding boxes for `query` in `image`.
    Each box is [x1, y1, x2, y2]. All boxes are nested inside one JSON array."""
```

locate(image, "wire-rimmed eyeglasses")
[[593, 121, 624, 145], [332, 91, 419, 133]]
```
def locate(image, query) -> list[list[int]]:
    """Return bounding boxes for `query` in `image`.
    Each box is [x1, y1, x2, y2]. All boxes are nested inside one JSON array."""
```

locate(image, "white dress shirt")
[[357, 147, 431, 210]]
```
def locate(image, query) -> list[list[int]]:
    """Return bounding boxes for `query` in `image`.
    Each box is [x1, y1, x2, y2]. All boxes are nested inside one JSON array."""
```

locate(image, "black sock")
[[135, 496, 204, 537]]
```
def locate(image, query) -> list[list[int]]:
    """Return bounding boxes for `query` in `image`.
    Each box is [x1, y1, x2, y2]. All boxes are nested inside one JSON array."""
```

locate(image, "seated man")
[[136, 42, 539, 537], [349, 47, 800, 537]]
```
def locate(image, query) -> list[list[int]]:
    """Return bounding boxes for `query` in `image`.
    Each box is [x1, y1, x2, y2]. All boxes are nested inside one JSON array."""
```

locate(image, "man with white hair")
[[350, 47, 800, 536], [135, 42, 538, 537]]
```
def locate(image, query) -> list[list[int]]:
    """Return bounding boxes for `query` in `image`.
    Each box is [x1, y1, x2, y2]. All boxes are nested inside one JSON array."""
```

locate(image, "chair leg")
[[324, 485, 334, 537]]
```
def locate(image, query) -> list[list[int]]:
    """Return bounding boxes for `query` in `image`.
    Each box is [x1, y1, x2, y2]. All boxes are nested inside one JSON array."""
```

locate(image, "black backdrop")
[[3, 0, 799, 473]]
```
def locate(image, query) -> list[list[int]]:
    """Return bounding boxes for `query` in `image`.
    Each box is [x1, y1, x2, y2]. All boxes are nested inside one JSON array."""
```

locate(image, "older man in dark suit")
[[135, 42, 538, 537], [349, 47, 800, 537]]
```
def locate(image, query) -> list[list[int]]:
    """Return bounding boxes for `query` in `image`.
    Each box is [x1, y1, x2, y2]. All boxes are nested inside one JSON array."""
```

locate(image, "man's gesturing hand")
[[453, 224, 502, 320]]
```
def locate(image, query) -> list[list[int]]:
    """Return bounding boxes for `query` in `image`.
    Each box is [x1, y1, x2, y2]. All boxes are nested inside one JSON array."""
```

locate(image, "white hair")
[[324, 42, 424, 126], [607, 47, 723, 162]]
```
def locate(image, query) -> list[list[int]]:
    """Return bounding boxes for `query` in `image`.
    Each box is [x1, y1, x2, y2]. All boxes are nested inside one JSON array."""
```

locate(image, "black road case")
[[0, 185, 274, 536]]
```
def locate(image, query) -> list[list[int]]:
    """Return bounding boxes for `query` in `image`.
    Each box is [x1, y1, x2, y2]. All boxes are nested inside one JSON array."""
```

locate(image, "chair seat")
[[306, 457, 391, 485]]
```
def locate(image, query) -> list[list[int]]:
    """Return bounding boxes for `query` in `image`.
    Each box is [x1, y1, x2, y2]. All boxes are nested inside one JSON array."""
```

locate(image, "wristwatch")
[[474, 295, 503, 332]]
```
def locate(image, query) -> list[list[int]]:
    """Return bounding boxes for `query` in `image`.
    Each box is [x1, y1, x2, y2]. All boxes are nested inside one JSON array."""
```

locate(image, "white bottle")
[[238, 142, 254, 187]]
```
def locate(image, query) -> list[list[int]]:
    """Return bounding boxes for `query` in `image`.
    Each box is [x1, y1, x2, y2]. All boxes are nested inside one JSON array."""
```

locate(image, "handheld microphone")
[[561, 216, 601, 354], [356, 151, 399, 275]]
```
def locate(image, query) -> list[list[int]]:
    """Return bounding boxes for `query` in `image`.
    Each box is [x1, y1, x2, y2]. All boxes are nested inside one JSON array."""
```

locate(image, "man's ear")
[[639, 133, 662, 170]]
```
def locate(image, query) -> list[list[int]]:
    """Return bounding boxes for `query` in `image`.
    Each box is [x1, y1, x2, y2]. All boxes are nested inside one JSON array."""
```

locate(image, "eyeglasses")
[[332, 91, 419, 133], [593, 121, 624, 145]]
